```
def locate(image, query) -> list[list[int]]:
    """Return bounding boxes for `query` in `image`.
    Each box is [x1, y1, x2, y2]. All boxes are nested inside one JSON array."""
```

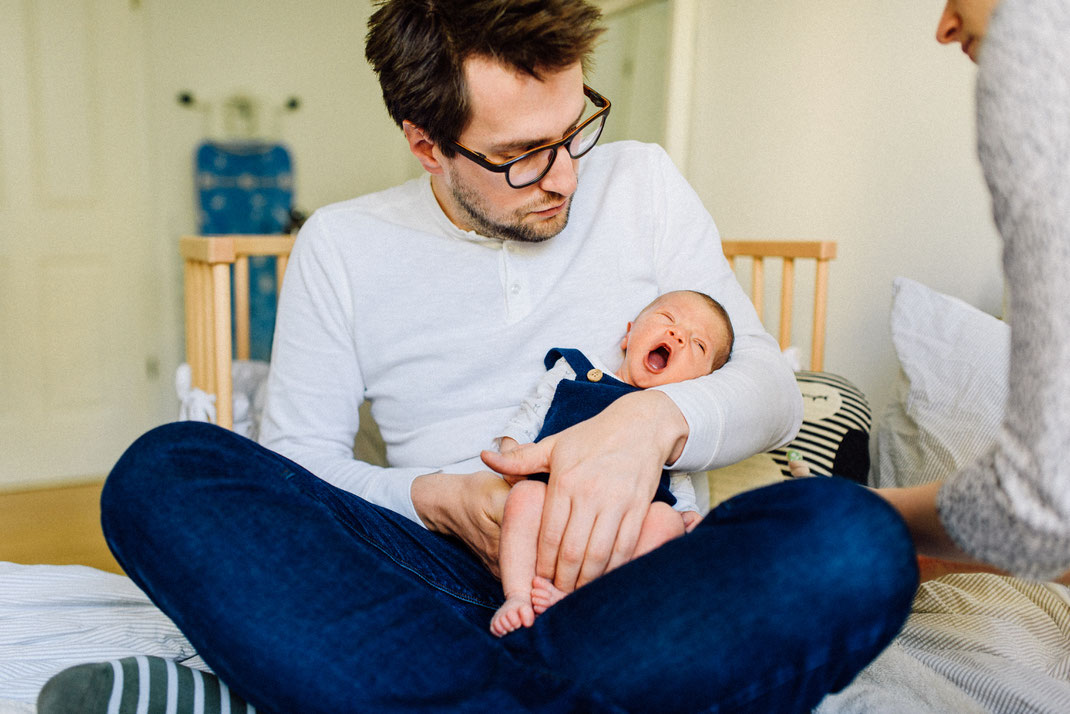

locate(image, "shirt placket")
[[500, 241, 533, 324]]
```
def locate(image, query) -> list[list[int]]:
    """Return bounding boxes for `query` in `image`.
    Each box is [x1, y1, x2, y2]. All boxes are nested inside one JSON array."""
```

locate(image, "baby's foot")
[[490, 596, 535, 637], [531, 576, 568, 614]]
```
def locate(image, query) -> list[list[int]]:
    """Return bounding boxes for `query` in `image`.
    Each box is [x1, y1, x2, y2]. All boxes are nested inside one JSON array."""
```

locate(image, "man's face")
[[617, 292, 730, 390], [432, 57, 586, 242], [936, 0, 1001, 62]]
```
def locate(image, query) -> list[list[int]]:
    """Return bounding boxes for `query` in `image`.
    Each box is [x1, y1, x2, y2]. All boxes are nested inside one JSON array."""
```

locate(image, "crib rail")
[[722, 240, 837, 371], [180, 234, 294, 429]]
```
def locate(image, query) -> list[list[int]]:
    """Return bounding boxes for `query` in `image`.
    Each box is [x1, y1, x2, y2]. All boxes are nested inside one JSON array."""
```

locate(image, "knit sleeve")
[[937, 0, 1070, 579]]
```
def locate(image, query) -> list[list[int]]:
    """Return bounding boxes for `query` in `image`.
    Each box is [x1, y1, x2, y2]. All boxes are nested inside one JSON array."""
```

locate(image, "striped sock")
[[37, 656, 255, 714]]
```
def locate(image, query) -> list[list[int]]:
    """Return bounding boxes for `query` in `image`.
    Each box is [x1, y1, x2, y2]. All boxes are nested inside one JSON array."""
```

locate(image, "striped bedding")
[[2, 567, 1069, 710]]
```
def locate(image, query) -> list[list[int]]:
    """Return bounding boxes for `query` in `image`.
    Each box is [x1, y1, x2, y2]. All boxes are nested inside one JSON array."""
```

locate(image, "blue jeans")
[[101, 422, 918, 713]]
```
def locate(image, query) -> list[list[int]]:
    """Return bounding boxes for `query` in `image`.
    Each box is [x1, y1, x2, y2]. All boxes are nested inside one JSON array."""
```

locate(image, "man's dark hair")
[[365, 0, 604, 156]]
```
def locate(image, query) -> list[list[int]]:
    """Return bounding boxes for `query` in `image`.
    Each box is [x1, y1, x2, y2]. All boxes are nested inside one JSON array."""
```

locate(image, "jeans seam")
[[279, 467, 500, 611]]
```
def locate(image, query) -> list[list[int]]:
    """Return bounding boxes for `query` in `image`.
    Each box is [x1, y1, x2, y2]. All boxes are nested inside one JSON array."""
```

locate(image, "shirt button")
[[510, 283, 521, 295]]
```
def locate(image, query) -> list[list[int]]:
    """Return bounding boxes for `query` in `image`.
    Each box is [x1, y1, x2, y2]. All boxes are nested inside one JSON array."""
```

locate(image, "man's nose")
[[537, 145, 578, 198]]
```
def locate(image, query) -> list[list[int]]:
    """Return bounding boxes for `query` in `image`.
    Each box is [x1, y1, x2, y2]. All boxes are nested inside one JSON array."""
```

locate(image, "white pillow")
[[871, 277, 1010, 488]]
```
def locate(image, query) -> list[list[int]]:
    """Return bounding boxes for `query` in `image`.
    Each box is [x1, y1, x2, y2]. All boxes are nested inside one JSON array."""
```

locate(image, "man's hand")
[[411, 470, 511, 577], [481, 390, 689, 593]]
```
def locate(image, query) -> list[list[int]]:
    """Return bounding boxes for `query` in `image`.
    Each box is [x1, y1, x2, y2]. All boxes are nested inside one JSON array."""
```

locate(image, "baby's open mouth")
[[646, 345, 671, 371]]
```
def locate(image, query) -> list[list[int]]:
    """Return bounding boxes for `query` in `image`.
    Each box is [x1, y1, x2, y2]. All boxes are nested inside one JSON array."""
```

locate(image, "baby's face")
[[618, 291, 730, 389]]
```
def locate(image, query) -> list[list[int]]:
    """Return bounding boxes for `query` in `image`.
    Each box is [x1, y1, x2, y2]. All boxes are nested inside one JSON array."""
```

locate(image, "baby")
[[489, 289, 735, 636]]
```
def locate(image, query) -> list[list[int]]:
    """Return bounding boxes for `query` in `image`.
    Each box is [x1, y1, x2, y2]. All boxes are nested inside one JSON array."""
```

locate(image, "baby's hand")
[[681, 510, 702, 533], [499, 436, 520, 454]]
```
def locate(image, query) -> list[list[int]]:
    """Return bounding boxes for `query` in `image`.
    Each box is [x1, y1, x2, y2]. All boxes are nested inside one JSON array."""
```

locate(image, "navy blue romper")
[[529, 348, 677, 506]]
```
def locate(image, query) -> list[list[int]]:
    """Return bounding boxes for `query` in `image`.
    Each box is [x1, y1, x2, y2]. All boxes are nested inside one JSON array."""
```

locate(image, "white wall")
[[684, 0, 1004, 419]]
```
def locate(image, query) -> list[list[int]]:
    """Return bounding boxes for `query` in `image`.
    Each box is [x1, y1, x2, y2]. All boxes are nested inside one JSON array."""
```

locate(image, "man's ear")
[[403, 121, 444, 175]]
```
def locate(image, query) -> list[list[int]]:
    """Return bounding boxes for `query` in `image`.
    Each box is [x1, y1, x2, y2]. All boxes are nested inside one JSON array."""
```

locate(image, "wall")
[[684, 0, 1004, 419], [142, 0, 417, 387]]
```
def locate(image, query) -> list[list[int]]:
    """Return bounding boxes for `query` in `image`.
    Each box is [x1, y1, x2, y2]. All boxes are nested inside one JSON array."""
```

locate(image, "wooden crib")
[[181, 235, 837, 429], [180, 234, 294, 429]]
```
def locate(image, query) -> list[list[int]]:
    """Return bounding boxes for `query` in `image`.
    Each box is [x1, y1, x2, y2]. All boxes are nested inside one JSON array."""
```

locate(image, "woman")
[[881, 0, 1070, 581]]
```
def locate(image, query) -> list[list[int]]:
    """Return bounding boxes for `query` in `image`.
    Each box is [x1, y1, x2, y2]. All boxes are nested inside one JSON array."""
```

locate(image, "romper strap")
[[543, 348, 597, 376]]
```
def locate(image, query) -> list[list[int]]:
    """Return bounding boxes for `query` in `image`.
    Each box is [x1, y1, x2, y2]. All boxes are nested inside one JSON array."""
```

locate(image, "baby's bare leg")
[[532, 502, 688, 614], [490, 479, 545, 637], [632, 501, 687, 558]]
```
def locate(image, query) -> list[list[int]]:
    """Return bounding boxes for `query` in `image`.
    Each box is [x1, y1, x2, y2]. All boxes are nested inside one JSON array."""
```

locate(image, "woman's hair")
[[365, 0, 604, 156]]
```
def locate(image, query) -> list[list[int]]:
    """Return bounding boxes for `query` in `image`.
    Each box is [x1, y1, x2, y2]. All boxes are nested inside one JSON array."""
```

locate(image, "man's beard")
[[449, 179, 572, 243]]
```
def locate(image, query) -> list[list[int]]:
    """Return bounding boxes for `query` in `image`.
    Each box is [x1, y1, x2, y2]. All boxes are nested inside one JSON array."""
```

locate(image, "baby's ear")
[[619, 322, 632, 351]]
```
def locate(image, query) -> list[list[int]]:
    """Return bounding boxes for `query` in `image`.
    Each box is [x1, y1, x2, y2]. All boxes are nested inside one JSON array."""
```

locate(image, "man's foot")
[[490, 595, 535, 637], [531, 576, 568, 614], [37, 656, 253, 713]]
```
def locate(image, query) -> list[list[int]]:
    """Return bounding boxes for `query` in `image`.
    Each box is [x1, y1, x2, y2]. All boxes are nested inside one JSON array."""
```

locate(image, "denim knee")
[[789, 477, 919, 622], [714, 477, 918, 611], [101, 422, 238, 544]]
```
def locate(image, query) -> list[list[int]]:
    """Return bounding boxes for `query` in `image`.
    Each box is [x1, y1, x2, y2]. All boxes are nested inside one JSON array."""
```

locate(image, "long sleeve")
[[259, 212, 431, 525], [937, 0, 1070, 579]]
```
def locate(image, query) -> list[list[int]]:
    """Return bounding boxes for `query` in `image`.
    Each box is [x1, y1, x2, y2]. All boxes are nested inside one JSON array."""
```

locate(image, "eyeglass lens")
[[507, 112, 607, 188]]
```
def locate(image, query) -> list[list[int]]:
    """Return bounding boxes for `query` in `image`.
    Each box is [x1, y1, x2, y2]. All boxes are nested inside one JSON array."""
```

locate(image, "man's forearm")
[[636, 390, 690, 466]]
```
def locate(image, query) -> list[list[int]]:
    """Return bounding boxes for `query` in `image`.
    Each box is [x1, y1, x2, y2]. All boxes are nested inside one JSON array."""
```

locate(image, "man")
[[92, 1, 918, 711]]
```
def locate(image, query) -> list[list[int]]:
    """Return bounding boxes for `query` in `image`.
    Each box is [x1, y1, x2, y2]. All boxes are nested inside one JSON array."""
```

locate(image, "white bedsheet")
[[0, 562, 202, 705]]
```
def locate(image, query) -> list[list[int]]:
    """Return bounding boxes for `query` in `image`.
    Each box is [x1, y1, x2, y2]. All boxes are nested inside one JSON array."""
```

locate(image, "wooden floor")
[[0, 479, 123, 574]]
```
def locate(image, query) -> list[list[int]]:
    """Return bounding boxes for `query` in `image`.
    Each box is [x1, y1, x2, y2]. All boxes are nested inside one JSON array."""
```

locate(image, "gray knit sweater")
[[937, 0, 1070, 579]]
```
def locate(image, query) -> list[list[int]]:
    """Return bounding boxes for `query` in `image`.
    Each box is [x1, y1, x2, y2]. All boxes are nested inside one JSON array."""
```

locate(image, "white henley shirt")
[[260, 141, 802, 525]]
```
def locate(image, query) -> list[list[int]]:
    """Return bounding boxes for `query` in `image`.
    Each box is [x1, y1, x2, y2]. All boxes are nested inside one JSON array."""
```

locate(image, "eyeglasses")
[[446, 85, 611, 189]]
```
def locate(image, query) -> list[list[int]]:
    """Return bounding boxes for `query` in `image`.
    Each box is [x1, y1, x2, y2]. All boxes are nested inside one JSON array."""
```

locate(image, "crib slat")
[[779, 258, 795, 351], [211, 263, 234, 429], [751, 257, 765, 321], [276, 254, 288, 292], [234, 256, 251, 361], [812, 258, 830, 371], [192, 262, 210, 393], [183, 261, 199, 390]]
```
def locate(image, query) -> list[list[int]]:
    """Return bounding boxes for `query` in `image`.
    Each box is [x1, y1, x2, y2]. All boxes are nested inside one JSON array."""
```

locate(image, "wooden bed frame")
[[181, 235, 836, 429]]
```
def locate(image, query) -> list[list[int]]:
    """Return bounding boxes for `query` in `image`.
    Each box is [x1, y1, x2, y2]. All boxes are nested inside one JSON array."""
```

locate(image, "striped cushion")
[[771, 371, 872, 483]]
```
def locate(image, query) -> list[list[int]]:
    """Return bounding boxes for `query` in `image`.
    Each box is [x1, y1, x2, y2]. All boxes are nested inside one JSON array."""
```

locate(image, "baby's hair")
[[687, 291, 734, 371], [643, 290, 734, 372]]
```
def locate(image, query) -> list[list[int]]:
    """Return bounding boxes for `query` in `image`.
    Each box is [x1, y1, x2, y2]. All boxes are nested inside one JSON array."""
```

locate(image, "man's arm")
[[260, 214, 439, 523]]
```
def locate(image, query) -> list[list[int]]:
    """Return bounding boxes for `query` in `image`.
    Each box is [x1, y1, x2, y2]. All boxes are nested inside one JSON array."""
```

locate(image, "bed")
[[2, 237, 1068, 712]]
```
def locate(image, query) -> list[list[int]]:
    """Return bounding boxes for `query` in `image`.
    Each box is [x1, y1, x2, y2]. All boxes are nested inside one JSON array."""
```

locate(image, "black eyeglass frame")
[[445, 85, 611, 189]]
